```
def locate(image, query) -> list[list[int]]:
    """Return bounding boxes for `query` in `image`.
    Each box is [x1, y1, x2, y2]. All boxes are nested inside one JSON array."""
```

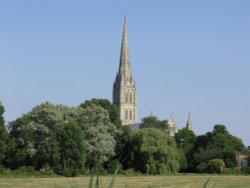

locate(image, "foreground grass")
[[0, 175, 250, 188]]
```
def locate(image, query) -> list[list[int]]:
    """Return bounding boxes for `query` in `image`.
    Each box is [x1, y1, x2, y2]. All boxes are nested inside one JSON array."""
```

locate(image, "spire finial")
[[123, 14, 127, 34]]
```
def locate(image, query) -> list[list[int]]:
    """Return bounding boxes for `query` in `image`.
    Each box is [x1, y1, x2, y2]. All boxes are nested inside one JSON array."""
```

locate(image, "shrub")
[[14, 166, 38, 176], [106, 160, 123, 174], [196, 162, 209, 173], [0, 168, 12, 176], [242, 167, 250, 174], [123, 168, 137, 176], [208, 159, 225, 173], [222, 168, 242, 175]]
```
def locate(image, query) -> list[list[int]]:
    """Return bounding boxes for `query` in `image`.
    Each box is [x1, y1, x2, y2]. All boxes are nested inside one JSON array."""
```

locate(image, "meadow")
[[0, 175, 250, 188]]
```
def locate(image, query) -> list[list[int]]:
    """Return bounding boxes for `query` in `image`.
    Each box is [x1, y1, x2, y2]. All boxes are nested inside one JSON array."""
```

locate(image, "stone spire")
[[118, 16, 132, 78], [186, 112, 194, 131], [113, 16, 137, 125]]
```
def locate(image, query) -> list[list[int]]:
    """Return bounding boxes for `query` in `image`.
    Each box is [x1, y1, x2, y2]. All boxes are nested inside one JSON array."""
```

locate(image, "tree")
[[0, 103, 7, 165], [175, 128, 196, 154], [130, 128, 180, 174], [77, 104, 119, 169], [208, 159, 225, 173], [113, 125, 133, 162], [175, 128, 196, 171], [140, 116, 166, 130], [80, 98, 121, 127], [193, 124, 245, 171], [213, 124, 229, 135], [5, 102, 86, 176], [104, 125, 133, 173], [57, 122, 85, 176], [194, 132, 213, 151]]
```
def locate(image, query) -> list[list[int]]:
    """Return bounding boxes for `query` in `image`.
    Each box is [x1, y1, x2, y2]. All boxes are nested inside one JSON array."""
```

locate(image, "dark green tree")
[[212, 124, 229, 135], [193, 124, 245, 172], [5, 102, 86, 176], [175, 128, 196, 154], [140, 116, 167, 130], [0, 103, 8, 165], [57, 122, 85, 176], [175, 128, 196, 171]]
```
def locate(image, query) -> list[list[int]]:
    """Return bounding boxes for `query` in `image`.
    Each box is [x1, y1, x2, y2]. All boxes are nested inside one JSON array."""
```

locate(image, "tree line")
[[0, 99, 248, 176]]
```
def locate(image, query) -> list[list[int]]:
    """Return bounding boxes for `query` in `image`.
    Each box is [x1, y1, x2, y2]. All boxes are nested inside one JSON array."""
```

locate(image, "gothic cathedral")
[[113, 17, 137, 125]]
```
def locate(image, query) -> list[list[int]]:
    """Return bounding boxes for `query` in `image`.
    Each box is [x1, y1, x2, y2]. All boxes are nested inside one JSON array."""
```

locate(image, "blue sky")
[[1, 1, 250, 145]]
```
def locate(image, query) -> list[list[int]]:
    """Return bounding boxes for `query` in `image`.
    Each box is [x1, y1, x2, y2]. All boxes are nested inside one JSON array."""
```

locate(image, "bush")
[[208, 159, 225, 173], [123, 168, 137, 176], [222, 168, 242, 175], [242, 167, 250, 174], [106, 160, 123, 174], [196, 162, 209, 173], [14, 166, 38, 176], [0, 168, 12, 176]]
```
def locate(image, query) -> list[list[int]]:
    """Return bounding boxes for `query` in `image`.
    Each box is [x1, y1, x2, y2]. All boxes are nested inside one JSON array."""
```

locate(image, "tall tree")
[[130, 128, 180, 174], [0, 103, 7, 165], [57, 122, 85, 176], [77, 104, 119, 169], [175, 128, 196, 171]]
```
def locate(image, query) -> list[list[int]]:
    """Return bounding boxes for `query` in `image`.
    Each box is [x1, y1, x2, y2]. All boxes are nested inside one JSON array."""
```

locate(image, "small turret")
[[186, 112, 194, 131], [167, 115, 178, 136]]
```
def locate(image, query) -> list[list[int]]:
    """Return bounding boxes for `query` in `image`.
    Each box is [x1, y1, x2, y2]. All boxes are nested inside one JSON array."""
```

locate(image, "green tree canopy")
[[5, 102, 86, 176], [0, 103, 7, 165], [77, 104, 119, 168], [80, 98, 121, 127], [212, 124, 229, 135], [140, 116, 167, 130], [193, 124, 245, 172], [175, 128, 196, 171], [175, 128, 196, 154], [130, 128, 180, 174]]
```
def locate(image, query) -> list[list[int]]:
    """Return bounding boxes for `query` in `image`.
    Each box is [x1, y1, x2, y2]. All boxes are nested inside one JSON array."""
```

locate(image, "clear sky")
[[1, 1, 250, 145]]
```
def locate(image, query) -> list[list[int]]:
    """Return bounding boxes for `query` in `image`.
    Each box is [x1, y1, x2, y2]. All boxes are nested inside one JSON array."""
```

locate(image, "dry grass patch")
[[0, 175, 250, 188]]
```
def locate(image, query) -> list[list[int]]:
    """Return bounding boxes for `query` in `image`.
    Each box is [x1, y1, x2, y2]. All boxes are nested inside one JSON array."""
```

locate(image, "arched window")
[[130, 93, 133, 103], [125, 110, 128, 120], [125, 93, 128, 103], [129, 110, 132, 120]]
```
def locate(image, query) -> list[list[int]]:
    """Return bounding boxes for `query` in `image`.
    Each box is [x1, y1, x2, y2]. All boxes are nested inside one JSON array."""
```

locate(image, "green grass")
[[0, 175, 250, 188]]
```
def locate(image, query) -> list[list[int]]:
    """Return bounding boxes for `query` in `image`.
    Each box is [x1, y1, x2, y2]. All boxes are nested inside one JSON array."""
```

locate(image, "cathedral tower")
[[113, 17, 137, 125]]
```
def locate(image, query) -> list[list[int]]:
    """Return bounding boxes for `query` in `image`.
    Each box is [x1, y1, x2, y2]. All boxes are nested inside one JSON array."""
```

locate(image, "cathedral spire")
[[113, 16, 137, 126], [118, 15, 132, 77]]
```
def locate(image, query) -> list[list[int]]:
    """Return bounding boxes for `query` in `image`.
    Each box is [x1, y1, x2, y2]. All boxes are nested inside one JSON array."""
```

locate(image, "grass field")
[[0, 175, 250, 188]]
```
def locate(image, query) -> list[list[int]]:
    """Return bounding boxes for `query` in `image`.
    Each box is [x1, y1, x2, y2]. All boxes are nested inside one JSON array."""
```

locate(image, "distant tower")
[[113, 16, 137, 125], [167, 115, 178, 136], [186, 112, 194, 131]]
